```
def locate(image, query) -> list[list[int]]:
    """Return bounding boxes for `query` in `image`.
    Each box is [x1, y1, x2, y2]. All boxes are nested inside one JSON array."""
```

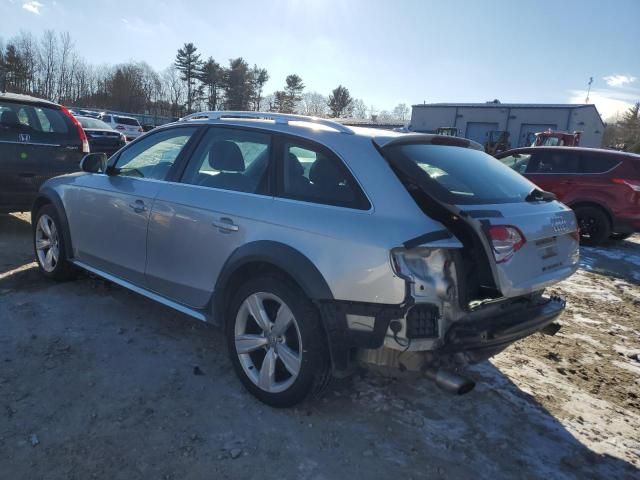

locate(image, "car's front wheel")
[[33, 205, 76, 280], [226, 275, 330, 407]]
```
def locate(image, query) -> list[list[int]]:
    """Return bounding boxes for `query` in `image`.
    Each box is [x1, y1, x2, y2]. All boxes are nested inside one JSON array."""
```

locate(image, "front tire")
[[33, 205, 76, 280], [574, 206, 611, 246], [226, 275, 330, 407]]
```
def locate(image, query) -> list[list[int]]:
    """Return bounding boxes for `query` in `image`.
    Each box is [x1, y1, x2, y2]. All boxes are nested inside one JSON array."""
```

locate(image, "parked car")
[[71, 108, 100, 118], [76, 116, 126, 156], [98, 113, 143, 141], [31, 112, 579, 407], [0, 92, 89, 213], [496, 146, 640, 245]]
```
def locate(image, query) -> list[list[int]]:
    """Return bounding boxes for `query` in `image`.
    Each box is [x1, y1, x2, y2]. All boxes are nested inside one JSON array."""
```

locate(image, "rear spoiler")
[[374, 134, 484, 151]]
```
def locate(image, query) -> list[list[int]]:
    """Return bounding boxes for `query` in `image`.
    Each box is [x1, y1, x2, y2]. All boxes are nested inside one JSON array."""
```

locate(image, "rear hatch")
[[379, 136, 579, 299], [114, 116, 142, 138]]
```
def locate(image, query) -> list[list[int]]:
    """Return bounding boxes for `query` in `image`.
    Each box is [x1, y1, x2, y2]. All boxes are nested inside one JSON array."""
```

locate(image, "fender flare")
[[212, 240, 334, 327], [31, 188, 74, 259]]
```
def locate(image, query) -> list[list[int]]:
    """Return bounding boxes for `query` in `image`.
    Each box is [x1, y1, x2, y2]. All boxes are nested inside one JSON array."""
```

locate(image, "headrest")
[[309, 155, 343, 187], [288, 153, 305, 176], [0, 110, 20, 126], [209, 141, 245, 172]]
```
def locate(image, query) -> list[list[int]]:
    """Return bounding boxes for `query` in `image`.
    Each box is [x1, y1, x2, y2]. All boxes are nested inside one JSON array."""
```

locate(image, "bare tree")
[[162, 66, 184, 118], [351, 98, 368, 119], [38, 30, 58, 100], [392, 103, 409, 121], [297, 91, 328, 117]]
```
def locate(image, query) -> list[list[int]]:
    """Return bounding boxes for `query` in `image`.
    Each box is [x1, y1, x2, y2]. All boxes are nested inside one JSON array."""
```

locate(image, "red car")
[[496, 147, 640, 246]]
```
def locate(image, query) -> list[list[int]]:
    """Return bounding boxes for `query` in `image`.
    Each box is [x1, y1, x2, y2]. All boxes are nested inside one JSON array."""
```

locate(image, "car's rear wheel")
[[33, 205, 76, 280], [610, 232, 632, 241], [574, 206, 611, 246], [226, 275, 330, 407]]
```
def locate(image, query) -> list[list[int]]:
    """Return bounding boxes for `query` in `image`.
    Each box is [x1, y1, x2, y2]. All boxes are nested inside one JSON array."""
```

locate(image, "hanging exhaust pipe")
[[423, 367, 475, 395]]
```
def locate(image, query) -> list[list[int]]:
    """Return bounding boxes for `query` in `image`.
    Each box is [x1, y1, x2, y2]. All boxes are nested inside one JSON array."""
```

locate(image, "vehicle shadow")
[[319, 361, 639, 479], [0, 213, 35, 276]]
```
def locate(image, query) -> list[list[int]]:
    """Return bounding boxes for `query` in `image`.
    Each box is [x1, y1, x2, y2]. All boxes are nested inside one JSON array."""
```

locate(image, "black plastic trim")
[[403, 230, 453, 248], [31, 188, 73, 258], [213, 241, 334, 323]]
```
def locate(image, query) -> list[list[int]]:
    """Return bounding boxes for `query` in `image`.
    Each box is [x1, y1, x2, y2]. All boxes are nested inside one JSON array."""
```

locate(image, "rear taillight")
[[61, 106, 89, 153], [612, 178, 640, 192], [115, 125, 126, 130], [488, 225, 526, 263], [138, 127, 143, 132]]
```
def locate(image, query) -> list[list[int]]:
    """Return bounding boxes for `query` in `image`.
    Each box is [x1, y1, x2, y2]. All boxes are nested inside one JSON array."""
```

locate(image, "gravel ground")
[[1, 212, 639, 479]]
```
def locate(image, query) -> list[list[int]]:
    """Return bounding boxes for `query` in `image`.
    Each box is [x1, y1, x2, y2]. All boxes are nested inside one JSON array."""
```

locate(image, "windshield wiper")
[[525, 188, 556, 202]]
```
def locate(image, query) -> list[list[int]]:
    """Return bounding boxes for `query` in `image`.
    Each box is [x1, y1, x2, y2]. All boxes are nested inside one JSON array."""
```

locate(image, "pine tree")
[[280, 74, 304, 113], [198, 57, 224, 111], [224, 58, 253, 110], [250, 65, 269, 111], [174, 43, 203, 113], [327, 85, 353, 118]]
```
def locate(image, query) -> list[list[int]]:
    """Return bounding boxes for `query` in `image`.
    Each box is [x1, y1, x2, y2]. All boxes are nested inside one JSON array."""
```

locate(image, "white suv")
[[99, 113, 143, 141], [32, 112, 579, 407]]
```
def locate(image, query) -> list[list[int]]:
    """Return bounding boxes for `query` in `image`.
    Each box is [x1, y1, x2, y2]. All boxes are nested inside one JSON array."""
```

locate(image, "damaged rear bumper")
[[440, 295, 565, 362], [318, 294, 566, 373]]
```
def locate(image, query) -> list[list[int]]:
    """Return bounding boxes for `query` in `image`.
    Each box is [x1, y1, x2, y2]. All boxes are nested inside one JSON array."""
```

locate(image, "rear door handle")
[[212, 217, 239, 232], [128, 200, 147, 213]]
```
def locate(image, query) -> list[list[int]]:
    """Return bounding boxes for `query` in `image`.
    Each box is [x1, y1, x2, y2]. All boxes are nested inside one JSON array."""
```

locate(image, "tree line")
[[603, 103, 640, 153], [0, 31, 410, 123]]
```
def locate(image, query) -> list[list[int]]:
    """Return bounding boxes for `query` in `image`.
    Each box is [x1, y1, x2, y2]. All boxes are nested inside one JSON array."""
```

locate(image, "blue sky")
[[3, 0, 639, 119]]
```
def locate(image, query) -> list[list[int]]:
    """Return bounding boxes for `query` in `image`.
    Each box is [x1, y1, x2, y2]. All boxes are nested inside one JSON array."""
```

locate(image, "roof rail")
[[179, 111, 354, 134]]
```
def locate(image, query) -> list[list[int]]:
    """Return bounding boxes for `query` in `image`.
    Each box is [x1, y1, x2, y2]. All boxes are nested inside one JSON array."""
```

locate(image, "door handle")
[[128, 200, 147, 213], [212, 217, 239, 232]]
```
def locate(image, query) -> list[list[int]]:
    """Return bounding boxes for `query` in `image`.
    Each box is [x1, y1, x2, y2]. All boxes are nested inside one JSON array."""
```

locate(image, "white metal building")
[[410, 103, 605, 148]]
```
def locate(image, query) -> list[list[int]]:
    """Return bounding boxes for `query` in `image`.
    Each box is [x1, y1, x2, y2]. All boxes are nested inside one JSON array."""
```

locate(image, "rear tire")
[[226, 275, 331, 407], [574, 206, 611, 246], [33, 205, 76, 281], [610, 232, 632, 241]]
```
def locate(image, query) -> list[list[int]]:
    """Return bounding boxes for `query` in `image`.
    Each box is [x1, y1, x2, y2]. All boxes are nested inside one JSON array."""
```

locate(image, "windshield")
[[384, 143, 536, 205], [77, 117, 112, 129]]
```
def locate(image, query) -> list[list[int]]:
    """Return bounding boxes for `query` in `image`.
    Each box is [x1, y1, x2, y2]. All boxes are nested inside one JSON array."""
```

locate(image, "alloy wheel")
[[35, 214, 59, 273], [234, 292, 302, 393]]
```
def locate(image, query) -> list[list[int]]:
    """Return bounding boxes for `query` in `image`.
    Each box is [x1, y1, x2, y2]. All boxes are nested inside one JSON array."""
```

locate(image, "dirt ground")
[[1, 212, 638, 480]]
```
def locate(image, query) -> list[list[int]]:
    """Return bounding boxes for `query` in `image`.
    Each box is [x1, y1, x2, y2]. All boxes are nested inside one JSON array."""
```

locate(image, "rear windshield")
[[0, 101, 69, 134], [384, 143, 535, 205], [115, 116, 140, 126], [77, 117, 112, 130]]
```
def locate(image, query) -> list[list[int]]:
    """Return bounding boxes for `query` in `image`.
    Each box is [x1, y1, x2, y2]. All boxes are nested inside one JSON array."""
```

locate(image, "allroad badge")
[[551, 215, 569, 233], [18, 134, 30, 143]]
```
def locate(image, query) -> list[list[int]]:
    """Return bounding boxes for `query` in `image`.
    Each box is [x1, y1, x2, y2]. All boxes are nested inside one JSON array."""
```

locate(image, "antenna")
[[585, 77, 593, 103]]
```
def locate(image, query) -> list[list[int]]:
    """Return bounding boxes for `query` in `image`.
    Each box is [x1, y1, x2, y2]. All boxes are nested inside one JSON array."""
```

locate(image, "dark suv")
[[497, 146, 640, 245], [0, 93, 89, 213]]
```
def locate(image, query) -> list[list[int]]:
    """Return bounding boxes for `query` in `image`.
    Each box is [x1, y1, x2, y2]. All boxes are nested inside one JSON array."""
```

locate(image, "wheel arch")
[[212, 241, 334, 331], [31, 188, 74, 259]]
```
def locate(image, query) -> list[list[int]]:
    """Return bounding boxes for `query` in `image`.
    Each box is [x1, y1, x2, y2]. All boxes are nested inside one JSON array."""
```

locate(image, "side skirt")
[[71, 260, 209, 322]]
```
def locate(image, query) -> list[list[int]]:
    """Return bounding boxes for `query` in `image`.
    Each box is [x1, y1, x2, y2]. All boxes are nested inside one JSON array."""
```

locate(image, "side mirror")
[[80, 153, 108, 173]]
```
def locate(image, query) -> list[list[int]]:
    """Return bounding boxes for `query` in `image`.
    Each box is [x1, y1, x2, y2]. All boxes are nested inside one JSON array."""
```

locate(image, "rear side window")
[[580, 154, 620, 173], [280, 140, 370, 210], [384, 144, 534, 205], [181, 127, 271, 194], [102, 115, 112, 122], [0, 101, 68, 133], [526, 151, 579, 173], [115, 116, 140, 126]]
